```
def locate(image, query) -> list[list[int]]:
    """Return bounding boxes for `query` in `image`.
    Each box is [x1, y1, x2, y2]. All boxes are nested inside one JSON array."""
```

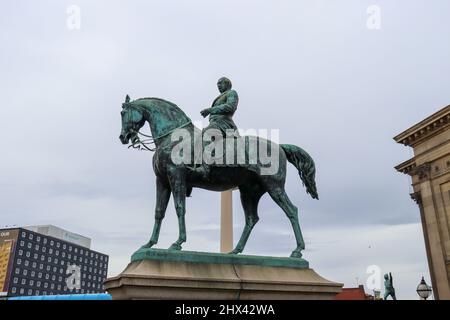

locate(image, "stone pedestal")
[[104, 249, 342, 300]]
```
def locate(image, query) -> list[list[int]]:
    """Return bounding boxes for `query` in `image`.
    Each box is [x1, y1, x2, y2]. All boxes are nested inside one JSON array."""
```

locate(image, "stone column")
[[220, 190, 233, 253]]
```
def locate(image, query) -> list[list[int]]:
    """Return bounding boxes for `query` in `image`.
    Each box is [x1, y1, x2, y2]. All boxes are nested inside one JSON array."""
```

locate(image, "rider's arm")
[[209, 90, 239, 115]]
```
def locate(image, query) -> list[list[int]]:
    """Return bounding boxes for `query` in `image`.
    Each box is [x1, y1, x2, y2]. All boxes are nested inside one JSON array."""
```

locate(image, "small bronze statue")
[[384, 272, 396, 300]]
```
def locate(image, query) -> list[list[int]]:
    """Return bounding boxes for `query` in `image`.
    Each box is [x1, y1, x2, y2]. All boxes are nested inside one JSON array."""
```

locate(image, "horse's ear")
[[125, 94, 130, 103]]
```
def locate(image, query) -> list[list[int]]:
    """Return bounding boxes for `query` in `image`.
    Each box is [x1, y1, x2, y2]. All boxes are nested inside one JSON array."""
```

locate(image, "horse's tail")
[[281, 144, 319, 200]]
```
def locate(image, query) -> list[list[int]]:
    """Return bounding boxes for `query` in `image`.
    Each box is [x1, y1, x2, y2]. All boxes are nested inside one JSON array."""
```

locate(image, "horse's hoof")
[[140, 242, 154, 249], [228, 249, 240, 255], [168, 243, 182, 251], [290, 250, 302, 258]]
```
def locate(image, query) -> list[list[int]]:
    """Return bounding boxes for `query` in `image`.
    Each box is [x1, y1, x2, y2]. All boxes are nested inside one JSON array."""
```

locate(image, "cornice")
[[393, 105, 450, 148]]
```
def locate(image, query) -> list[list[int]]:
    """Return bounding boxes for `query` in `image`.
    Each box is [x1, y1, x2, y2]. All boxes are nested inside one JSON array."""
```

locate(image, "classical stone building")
[[394, 104, 450, 300]]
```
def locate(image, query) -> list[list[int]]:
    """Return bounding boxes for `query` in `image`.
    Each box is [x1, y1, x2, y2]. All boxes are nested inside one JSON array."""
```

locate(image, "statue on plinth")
[[119, 77, 318, 259]]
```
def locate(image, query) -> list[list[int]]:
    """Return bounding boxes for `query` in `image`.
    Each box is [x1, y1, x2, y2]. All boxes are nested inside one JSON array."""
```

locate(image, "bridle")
[[123, 103, 191, 152]]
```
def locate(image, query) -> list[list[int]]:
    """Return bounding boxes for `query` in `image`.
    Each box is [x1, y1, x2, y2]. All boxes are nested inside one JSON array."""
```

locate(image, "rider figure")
[[195, 77, 239, 179]]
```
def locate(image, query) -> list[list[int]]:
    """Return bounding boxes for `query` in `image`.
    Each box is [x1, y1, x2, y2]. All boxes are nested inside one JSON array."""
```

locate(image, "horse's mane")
[[134, 97, 179, 108]]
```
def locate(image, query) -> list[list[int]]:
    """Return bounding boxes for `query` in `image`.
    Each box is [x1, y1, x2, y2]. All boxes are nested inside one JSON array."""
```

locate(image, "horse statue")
[[119, 95, 318, 258]]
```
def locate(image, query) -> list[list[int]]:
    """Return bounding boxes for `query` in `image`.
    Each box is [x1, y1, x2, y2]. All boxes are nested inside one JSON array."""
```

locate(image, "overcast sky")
[[1, 0, 450, 299]]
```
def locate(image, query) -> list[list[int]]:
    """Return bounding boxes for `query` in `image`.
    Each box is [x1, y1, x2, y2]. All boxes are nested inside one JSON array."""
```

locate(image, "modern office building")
[[0, 225, 108, 298]]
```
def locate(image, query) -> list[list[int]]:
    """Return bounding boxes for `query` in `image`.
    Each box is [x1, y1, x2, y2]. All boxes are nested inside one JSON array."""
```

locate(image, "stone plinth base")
[[104, 249, 342, 300]]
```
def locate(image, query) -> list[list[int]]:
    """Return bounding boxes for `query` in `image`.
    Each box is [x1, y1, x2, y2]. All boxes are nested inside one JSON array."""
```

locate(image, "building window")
[[69, 246, 72, 252], [19, 288, 25, 294], [43, 239, 47, 244], [27, 289, 33, 295], [20, 241, 24, 247], [29, 234, 33, 240], [26, 251, 30, 258], [11, 287, 17, 293], [35, 290, 40, 295], [38, 272, 42, 278], [32, 262, 36, 268], [42, 247, 46, 253], [74, 248, 78, 253], [39, 264, 43, 270], [21, 231, 26, 237], [37, 281, 41, 287], [63, 244, 66, 250], [31, 271, 35, 277], [18, 250, 23, 256], [29, 280, 34, 286], [49, 248, 53, 254], [13, 277, 18, 284], [23, 269, 28, 276], [45, 274, 49, 280], [44, 282, 48, 288], [36, 236, 40, 242], [50, 240, 54, 246], [27, 243, 32, 249], [17, 259, 22, 265], [24, 260, 29, 267], [56, 242, 60, 248], [46, 266, 50, 271], [21, 279, 26, 285], [56, 250, 59, 256], [33, 253, 38, 259]]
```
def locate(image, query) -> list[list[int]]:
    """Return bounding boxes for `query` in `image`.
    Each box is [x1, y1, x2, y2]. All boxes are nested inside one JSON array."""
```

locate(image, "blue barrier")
[[8, 293, 112, 300]]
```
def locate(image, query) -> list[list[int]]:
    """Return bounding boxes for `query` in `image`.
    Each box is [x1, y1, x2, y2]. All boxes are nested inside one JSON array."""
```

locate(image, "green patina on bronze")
[[119, 77, 319, 260], [131, 248, 309, 269], [384, 272, 397, 300]]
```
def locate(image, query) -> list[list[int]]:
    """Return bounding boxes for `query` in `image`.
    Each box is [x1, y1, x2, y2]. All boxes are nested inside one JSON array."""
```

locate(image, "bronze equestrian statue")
[[119, 78, 318, 258]]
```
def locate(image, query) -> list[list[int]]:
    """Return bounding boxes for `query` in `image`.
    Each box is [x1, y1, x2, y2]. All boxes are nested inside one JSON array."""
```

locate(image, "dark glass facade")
[[1, 228, 108, 297]]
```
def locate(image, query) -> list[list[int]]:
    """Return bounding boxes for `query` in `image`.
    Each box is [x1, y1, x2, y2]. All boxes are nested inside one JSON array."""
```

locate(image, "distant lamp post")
[[416, 277, 432, 300]]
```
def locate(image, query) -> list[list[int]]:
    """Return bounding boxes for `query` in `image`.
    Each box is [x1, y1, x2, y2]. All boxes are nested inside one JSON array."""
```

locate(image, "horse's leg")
[[230, 184, 264, 254], [142, 178, 171, 249], [267, 187, 305, 258], [167, 168, 187, 251]]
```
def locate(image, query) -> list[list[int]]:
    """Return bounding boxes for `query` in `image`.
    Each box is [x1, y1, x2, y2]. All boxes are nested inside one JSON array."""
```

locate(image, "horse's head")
[[119, 95, 145, 145]]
